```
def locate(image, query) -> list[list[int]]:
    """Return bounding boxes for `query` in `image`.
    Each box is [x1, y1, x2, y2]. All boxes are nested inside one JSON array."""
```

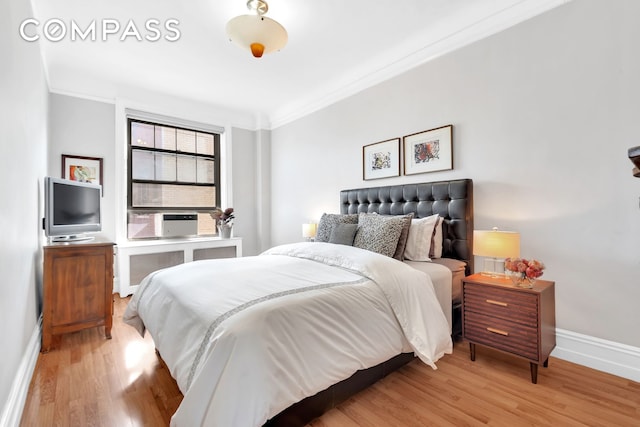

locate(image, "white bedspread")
[[124, 242, 452, 427]]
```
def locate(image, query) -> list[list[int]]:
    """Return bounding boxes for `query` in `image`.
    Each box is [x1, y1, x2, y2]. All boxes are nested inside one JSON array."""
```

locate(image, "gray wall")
[[271, 0, 640, 347], [0, 0, 49, 416], [49, 94, 116, 240], [231, 127, 271, 256], [4, 3, 639, 420], [47, 96, 266, 258]]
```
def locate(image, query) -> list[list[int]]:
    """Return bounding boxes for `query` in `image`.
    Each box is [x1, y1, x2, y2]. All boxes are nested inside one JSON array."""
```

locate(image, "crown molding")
[[49, 87, 116, 105], [269, 0, 571, 129]]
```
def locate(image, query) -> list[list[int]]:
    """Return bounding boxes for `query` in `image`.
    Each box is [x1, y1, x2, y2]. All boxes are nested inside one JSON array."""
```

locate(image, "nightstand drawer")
[[464, 311, 538, 360], [464, 283, 538, 325]]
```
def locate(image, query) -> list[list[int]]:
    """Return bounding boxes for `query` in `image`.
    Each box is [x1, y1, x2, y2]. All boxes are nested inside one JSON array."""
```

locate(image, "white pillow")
[[403, 214, 440, 261], [430, 216, 444, 259]]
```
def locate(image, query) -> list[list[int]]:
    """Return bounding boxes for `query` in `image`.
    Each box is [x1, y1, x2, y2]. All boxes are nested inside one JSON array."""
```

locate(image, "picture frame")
[[362, 138, 400, 180], [403, 125, 453, 175], [61, 154, 104, 195]]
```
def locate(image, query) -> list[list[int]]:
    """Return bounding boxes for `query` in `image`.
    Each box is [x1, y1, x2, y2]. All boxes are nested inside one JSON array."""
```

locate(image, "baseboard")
[[0, 317, 41, 427], [552, 328, 640, 383]]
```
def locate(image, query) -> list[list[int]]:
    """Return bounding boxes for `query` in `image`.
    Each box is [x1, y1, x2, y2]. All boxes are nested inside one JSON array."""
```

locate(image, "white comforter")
[[124, 242, 452, 427]]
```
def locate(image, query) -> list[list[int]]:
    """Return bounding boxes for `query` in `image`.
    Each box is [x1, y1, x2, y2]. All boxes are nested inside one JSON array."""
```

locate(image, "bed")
[[124, 178, 473, 427], [339, 179, 474, 335]]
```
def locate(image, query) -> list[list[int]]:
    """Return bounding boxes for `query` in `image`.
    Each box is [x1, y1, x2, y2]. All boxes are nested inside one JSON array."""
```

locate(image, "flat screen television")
[[44, 176, 102, 242]]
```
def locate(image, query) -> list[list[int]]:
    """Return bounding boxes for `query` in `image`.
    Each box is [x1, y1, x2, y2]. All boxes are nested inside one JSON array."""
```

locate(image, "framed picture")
[[61, 154, 103, 194], [403, 125, 453, 175], [362, 138, 400, 180]]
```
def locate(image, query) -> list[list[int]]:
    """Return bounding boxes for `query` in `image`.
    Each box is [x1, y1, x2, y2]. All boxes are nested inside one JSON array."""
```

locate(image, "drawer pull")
[[486, 299, 508, 307], [487, 327, 509, 336]]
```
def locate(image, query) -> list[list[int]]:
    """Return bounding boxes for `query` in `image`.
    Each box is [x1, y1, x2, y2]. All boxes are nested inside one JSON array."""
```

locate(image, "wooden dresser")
[[462, 273, 556, 383], [42, 239, 115, 352]]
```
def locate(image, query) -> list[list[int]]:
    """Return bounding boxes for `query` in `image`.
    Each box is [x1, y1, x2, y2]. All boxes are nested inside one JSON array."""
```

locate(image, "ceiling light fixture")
[[226, 0, 288, 58]]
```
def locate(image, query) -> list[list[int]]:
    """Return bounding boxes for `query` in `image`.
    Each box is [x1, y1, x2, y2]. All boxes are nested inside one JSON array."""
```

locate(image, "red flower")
[[505, 257, 545, 279]]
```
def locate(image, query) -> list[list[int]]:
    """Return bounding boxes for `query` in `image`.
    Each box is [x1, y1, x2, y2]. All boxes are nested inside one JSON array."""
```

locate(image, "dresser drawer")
[[464, 283, 538, 325], [464, 311, 539, 360]]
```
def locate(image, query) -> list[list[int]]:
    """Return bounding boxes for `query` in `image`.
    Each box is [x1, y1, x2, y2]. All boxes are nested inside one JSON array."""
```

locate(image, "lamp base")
[[480, 257, 506, 278], [480, 271, 507, 278]]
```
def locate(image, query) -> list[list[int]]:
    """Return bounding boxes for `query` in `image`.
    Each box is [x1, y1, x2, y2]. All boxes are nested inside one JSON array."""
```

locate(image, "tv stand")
[[50, 234, 95, 242], [42, 239, 115, 352]]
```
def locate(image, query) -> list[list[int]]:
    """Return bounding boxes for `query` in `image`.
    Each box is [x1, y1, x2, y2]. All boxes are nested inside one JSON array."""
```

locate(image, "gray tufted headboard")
[[340, 179, 474, 275]]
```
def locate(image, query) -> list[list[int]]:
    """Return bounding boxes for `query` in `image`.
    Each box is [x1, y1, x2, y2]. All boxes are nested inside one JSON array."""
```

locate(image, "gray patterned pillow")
[[329, 223, 358, 246], [315, 213, 358, 242], [353, 213, 405, 258], [392, 213, 414, 261]]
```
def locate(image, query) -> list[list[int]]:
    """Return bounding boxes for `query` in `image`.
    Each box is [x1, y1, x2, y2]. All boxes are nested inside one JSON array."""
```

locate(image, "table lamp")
[[302, 223, 317, 241], [473, 227, 520, 276]]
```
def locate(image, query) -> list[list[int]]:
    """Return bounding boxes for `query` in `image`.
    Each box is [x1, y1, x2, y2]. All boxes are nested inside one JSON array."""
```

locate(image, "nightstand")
[[462, 273, 556, 383], [42, 240, 115, 352]]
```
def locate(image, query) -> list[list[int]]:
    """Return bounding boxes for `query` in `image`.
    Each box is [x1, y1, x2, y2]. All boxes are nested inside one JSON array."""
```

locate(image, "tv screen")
[[44, 177, 102, 241]]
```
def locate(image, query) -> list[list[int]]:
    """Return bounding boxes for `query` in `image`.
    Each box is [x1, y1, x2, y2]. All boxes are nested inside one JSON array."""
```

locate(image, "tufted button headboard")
[[340, 179, 474, 275]]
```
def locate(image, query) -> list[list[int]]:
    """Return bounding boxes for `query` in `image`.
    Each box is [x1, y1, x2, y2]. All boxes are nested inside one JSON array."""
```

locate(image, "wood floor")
[[21, 297, 640, 427]]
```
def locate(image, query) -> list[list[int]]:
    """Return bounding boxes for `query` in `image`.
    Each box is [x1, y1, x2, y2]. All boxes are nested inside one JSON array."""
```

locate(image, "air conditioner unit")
[[161, 213, 198, 237]]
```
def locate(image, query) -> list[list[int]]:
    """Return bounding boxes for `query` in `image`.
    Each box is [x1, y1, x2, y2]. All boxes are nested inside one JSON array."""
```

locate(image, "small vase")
[[218, 224, 232, 239], [506, 270, 535, 288]]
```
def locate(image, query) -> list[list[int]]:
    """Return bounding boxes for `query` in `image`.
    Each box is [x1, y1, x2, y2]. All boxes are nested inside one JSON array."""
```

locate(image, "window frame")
[[127, 118, 221, 212]]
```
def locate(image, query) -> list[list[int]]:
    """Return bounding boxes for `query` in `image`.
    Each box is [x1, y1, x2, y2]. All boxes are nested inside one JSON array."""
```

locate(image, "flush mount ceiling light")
[[226, 0, 288, 58]]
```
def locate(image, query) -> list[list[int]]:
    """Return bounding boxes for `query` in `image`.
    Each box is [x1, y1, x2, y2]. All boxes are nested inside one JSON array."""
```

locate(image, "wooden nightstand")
[[462, 273, 556, 383], [42, 239, 115, 352]]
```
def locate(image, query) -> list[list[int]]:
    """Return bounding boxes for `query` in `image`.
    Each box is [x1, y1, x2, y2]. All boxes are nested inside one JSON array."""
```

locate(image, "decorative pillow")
[[429, 216, 444, 259], [329, 223, 358, 246], [353, 213, 405, 258], [392, 213, 414, 261], [315, 213, 358, 242], [403, 214, 440, 261]]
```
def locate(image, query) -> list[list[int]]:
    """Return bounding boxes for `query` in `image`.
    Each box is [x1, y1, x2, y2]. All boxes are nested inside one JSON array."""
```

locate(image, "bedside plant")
[[211, 208, 235, 238]]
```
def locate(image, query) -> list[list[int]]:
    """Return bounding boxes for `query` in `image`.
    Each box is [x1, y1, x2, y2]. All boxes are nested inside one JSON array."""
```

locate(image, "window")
[[127, 118, 221, 239]]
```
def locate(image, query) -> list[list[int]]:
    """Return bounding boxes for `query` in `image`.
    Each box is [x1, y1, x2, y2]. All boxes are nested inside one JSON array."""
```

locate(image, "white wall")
[[271, 0, 640, 348], [0, 0, 49, 420]]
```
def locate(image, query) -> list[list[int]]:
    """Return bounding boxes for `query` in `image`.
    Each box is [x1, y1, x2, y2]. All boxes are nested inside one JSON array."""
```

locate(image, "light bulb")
[[250, 42, 265, 57]]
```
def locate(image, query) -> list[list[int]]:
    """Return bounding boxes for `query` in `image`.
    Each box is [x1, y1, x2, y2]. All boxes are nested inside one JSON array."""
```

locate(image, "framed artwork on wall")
[[403, 125, 453, 175], [61, 154, 104, 195], [362, 138, 400, 180]]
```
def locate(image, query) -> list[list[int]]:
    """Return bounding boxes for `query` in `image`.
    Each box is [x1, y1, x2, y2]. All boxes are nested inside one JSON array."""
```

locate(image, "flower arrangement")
[[210, 207, 235, 226], [505, 257, 545, 282]]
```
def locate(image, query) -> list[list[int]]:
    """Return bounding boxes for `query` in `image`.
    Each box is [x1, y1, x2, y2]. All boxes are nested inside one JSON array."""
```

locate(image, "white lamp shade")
[[226, 14, 288, 56], [302, 223, 317, 239], [473, 229, 520, 258]]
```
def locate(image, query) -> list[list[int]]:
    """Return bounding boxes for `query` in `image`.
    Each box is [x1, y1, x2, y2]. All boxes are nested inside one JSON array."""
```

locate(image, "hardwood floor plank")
[[370, 378, 465, 426], [20, 297, 640, 427], [307, 407, 360, 427], [402, 367, 523, 425], [337, 394, 404, 427]]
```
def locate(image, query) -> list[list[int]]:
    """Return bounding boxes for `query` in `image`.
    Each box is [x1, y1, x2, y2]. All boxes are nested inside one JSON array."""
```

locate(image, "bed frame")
[[265, 178, 473, 426]]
